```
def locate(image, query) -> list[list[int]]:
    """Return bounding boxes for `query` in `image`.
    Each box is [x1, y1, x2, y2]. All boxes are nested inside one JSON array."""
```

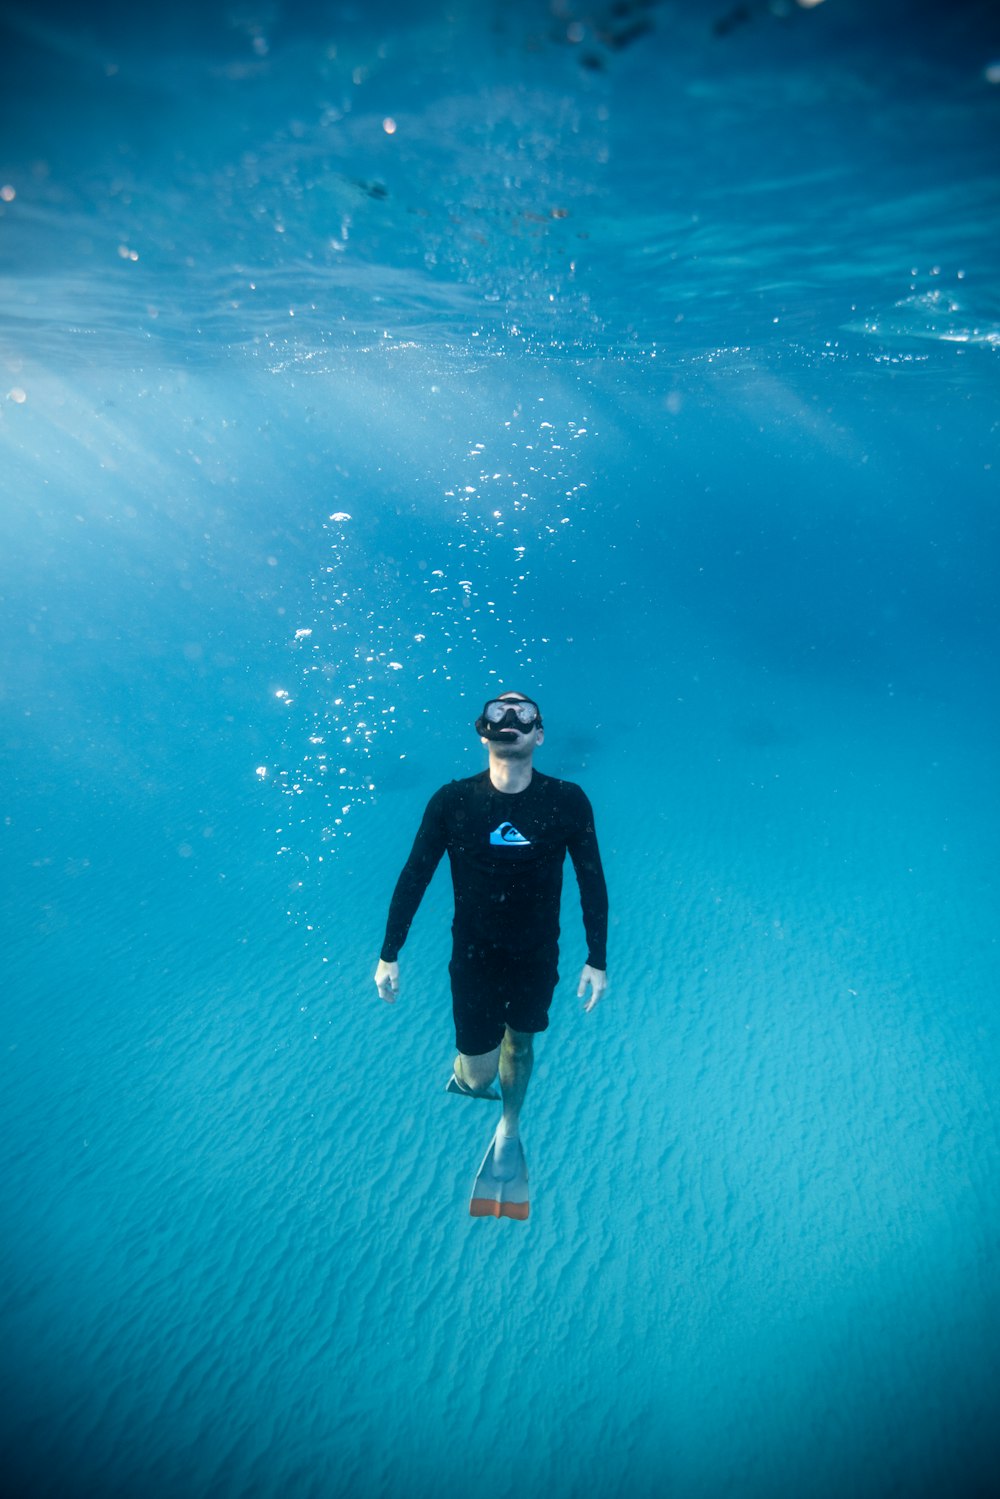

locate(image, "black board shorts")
[[449, 938, 560, 1055]]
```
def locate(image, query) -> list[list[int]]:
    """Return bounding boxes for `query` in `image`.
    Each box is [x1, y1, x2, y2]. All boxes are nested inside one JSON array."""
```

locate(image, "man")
[[373, 690, 608, 1220]]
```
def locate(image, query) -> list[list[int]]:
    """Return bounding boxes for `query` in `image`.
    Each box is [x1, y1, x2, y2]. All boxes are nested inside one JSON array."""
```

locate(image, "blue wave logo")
[[490, 822, 531, 846]]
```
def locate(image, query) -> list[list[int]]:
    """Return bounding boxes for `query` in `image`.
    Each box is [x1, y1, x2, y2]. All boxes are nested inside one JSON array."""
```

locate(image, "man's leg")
[[451, 943, 503, 1094], [495, 1027, 534, 1175], [456, 1044, 501, 1094]]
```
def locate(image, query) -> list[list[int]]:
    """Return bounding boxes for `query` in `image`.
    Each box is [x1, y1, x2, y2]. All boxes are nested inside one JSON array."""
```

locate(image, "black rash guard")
[[380, 770, 608, 970]]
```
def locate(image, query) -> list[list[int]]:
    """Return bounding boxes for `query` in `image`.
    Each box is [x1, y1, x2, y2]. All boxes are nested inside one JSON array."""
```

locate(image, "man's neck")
[[487, 755, 534, 794]]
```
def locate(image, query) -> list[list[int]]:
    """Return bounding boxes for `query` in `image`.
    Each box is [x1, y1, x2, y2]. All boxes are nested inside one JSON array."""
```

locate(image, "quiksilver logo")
[[490, 822, 530, 846]]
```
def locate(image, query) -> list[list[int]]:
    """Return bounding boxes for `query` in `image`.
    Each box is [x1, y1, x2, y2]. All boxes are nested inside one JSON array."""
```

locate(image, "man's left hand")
[[577, 964, 607, 1013]]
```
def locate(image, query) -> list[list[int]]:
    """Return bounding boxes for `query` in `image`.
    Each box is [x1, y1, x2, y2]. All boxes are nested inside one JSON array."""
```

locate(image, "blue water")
[[2, 2, 999, 1496]]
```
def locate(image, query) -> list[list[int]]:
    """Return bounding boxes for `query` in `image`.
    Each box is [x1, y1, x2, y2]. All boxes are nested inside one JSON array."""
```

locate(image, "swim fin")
[[469, 1129, 529, 1221], [445, 1072, 500, 1102]]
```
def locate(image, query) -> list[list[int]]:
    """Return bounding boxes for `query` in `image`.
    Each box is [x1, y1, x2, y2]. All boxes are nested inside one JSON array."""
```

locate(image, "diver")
[[373, 690, 609, 1220]]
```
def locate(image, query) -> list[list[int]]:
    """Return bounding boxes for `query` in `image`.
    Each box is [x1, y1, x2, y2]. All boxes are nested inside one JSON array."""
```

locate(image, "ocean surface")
[[2, 2, 999, 1496]]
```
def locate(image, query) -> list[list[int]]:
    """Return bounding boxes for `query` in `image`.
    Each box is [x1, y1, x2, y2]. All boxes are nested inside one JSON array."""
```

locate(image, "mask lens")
[[484, 699, 539, 727]]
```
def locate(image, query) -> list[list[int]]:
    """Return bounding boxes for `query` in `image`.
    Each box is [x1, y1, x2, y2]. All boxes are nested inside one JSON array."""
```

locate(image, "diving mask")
[[475, 697, 543, 739]]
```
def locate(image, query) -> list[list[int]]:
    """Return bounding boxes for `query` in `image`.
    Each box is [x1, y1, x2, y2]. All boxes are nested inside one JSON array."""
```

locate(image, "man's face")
[[480, 696, 544, 756]]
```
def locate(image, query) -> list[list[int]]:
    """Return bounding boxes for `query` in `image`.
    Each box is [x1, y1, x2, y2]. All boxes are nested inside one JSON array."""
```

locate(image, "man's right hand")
[[374, 959, 400, 1003]]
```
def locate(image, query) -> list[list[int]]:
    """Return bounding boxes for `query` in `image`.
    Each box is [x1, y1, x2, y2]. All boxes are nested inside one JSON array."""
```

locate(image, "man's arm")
[[567, 787, 609, 1009], [567, 787, 609, 968], [374, 787, 448, 1000]]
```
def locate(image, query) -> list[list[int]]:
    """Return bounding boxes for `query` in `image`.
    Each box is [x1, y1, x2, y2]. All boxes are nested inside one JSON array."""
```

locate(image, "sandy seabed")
[[3, 647, 997, 1499]]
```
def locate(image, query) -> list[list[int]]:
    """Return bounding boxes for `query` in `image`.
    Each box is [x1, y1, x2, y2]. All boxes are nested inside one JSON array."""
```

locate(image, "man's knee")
[[503, 1027, 534, 1059]]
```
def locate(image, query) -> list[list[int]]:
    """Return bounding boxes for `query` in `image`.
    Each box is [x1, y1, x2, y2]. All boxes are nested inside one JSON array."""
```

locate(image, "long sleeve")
[[567, 790, 609, 970], [380, 787, 449, 961]]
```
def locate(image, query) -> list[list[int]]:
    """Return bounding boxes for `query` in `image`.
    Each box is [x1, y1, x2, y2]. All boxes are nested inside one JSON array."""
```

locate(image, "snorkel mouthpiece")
[[476, 709, 524, 741]]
